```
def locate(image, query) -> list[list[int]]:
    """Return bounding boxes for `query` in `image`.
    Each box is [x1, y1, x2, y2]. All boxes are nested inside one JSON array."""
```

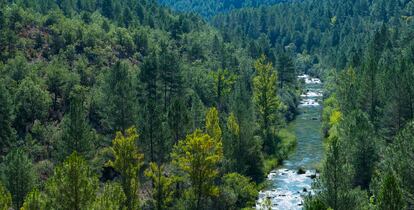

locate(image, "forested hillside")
[[0, 0, 414, 209], [0, 0, 300, 209], [157, 0, 294, 19]]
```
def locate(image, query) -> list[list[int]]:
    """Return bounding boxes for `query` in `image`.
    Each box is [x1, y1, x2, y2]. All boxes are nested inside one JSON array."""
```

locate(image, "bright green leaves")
[[45, 152, 98, 210], [253, 55, 283, 154], [0, 181, 12, 210], [205, 107, 222, 142], [107, 127, 144, 210], [171, 129, 223, 209], [145, 163, 175, 210]]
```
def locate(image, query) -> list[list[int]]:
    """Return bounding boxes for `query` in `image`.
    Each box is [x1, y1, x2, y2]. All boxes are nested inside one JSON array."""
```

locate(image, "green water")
[[256, 76, 323, 209]]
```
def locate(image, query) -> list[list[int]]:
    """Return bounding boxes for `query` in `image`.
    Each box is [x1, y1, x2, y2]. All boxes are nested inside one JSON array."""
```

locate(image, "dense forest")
[[0, 0, 413, 209], [157, 0, 295, 19]]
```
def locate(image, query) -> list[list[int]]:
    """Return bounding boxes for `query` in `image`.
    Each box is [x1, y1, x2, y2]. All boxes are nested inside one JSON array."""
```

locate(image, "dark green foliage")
[[0, 82, 15, 155], [1, 0, 414, 208], [100, 61, 137, 134], [3, 149, 35, 209], [158, 0, 293, 19], [219, 173, 258, 209], [340, 110, 378, 189], [14, 78, 51, 138], [58, 86, 95, 160], [377, 172, 405, 210]]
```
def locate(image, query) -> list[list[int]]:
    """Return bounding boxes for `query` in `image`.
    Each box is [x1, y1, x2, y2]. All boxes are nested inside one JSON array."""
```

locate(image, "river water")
[[256, 75, 324, 210]]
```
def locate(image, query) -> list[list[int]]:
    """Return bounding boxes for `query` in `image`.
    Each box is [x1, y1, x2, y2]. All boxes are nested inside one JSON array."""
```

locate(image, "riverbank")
[[256, 74, 324, 209]]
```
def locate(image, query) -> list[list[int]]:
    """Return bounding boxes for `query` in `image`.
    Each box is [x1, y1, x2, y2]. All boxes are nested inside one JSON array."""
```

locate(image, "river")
[[256, 75, 324, 210]]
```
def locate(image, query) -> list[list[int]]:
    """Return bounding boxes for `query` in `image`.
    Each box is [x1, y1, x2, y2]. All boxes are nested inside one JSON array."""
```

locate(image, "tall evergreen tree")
[[3, 149, 35, 209], [140, 53, 163, 162], [45, 153, 97, 210], [0, 82, 15, 155], [340, 110, 378, 189], [377, 172, 405, 210], [102, 61, 137, 134], [58, 85, 94, 160], [277, 52, 295, 88]]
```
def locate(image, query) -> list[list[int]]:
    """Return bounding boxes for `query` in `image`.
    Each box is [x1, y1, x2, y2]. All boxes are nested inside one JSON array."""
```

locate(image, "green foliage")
[[92, 182, 126, 210], [100, 61, 137, 134], [0, 81, 15, 155], [339, 110, 378, 189], [205, 107, 222, 142], [0, 181, 12, 210], [171, 129, 223, 209], [3, 149, 35, 209], [377, 172, 405, 210], [382, 122, 414, 206], [21, 188, 46, 210], [58, 85, 95, 160], [253, 55, 283, 154], [219, 173, 258, 209], [144, 163, 175, 210], [14, 78, 51, 138], [45, 152, 98, 210], [107, 127, 144, 210]]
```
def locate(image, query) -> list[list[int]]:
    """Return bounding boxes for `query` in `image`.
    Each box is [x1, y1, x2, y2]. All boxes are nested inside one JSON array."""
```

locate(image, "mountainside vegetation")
[[0, 0, 413, 209]]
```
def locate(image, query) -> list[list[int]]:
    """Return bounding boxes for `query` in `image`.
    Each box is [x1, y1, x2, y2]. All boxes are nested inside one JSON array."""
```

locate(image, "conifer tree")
[[102, 61, 137, 134], [58, 85, 94, 160], [46, 153, 97, 210], [0, 82, 15, 155], [377, 172, 405, 210], [140, 53, 163, 162], [3, 149, 35, 209]]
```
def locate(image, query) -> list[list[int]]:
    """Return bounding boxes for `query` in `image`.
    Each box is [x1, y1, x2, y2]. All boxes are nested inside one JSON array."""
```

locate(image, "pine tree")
[[3, 149, 35, 209], [107, 127, 144, 210], [319, 137, 353, 210], [46, 152, 97, 210], [0, 82, 15, 155], [277, 52, 295, 88], [102, 61, 137, 134], [159, 42, 183, 112], [377, 172, 405, 210], [340, 110, 378, 189], [58, 85, 94, 160], [140, 53, 163, 162], [253, 55, 283, 154], [171, 130, 223, 209], [101, 0, 113, 19]]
